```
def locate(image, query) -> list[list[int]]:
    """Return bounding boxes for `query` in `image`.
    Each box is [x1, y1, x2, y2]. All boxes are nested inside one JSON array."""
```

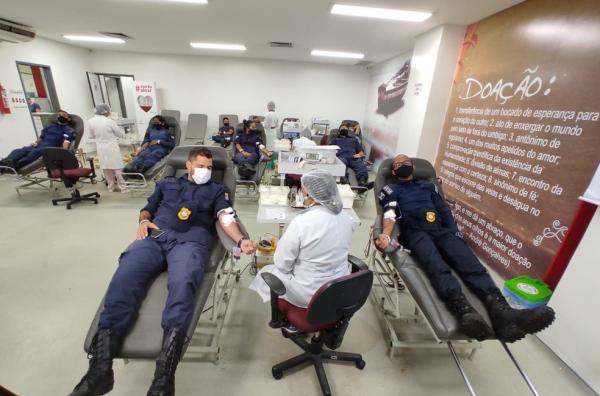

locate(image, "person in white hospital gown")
[[87, 104, 128, 193], [263, 101, 279, 150], [250, 169, 354, 307]]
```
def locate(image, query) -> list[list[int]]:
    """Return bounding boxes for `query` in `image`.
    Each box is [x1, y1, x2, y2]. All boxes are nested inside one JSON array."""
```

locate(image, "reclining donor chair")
[[232, 122, 268, 198], [85, 145, 248, 362], [121, 115, 182, 191], [365, 157, 541, 396], [0, 113, 85, 196]]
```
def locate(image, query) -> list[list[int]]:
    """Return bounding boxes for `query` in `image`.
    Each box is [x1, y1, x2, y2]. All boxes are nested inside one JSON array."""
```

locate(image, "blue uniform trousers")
[[401, 228, 497, 301], [5, 146, 44, 166], [341, 156, 368, 180], [98, 231, 210, 334], [127, 147, 169, 173], [233, 152, 259, 167]]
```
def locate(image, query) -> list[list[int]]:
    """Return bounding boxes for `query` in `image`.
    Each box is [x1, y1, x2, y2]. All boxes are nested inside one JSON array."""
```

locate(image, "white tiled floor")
[[0, 177, 595, 396]]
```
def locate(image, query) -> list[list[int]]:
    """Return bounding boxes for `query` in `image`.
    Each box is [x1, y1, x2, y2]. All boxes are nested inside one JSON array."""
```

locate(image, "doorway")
[[16, 62, 60, 136], [86, 72, 135, 118]]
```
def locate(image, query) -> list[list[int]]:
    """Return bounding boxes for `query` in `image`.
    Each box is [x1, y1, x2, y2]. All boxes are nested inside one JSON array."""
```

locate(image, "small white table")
[[257, 204, 361, 237]]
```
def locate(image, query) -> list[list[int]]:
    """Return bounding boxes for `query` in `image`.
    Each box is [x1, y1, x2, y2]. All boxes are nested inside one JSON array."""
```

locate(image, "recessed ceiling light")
[[331, 4, 432, 22], [311, 49, 364, 59], [190, 42, 246, 51], [63, 35, 125, 43], [165, 0, 207, 3]]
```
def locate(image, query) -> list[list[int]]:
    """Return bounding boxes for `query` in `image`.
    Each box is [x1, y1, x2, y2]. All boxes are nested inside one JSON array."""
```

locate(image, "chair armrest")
[[261, 272, 286, 296], [348, 255, 368, 272], [372, 214, 383, 239]]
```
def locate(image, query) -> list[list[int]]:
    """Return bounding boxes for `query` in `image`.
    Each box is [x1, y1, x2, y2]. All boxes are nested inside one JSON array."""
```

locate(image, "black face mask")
[[57, 116, 69, 124], [223, 122, 229, 126], [395, 164, 414, 179], [250, 128, 258, 133], [339, 128, 349, 136], [152, 122, 162, 128]]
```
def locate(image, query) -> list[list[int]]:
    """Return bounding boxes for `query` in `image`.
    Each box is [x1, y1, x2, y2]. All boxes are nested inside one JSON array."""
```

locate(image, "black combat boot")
[[69, 329, 121, 396], [147, 329, 187, 396], [486, 290, 555, 338], [446, 294, 494, 341], [484, 290, 526, 343]]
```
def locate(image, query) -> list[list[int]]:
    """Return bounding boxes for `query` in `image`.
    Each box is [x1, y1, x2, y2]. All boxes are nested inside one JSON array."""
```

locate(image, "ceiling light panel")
[[63, 35, 125, 43], [190, 42, 246, 50], [311, 49, 364, 59], [331, 4, 431, 22]]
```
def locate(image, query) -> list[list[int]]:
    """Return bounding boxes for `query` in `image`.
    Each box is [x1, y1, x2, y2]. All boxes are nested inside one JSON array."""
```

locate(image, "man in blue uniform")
[[211, 116, 235, 148], [123, 115, 175, 174], [375, 154, 555, 343], [0, 110, 75, 171], [330, 122, 373, 190], [233, 119, 271, 180], [70, 147, 256, 396]]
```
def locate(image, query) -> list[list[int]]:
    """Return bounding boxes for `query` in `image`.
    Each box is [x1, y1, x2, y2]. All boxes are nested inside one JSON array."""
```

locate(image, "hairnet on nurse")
[[301, 169, 343, 214], [95, 103, 111, 115]]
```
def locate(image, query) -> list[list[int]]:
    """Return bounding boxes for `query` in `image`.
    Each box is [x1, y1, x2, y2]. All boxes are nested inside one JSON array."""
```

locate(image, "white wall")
[[0, 38, 94, 155], [89, 50, 369, 135], [416, 24, 465, 162], [538, 207, 600, 393]]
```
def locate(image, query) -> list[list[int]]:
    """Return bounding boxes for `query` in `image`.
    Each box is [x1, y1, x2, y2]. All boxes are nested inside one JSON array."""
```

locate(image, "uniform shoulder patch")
[[382, 184, 394, 195]]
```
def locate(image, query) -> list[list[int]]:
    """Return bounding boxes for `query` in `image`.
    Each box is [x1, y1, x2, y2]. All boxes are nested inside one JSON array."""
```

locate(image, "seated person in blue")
[[69, 147, 256, 396], [375, 154, 555, 343], [233, 119, 271, 180], [330, 122, 373, 189], [0, 110, 75, 171], [123, 115, 174, 174], [211, 116, 235, 148]]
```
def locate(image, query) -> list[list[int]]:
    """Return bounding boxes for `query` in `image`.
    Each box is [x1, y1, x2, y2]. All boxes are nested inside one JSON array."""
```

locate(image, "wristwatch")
[[237, 237, 249, 247]]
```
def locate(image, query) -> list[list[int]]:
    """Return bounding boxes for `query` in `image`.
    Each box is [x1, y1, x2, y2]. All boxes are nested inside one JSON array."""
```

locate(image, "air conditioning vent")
[[355, 60, 372, 67], [0, 18, 35, 43], [100, 32, 133, 39], [269, 41, 293, 48]]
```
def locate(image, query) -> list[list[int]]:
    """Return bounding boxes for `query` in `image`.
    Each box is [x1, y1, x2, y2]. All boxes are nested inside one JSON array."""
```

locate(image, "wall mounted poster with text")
[[133, 81, 158, 131], [434, 0, 600, 279]]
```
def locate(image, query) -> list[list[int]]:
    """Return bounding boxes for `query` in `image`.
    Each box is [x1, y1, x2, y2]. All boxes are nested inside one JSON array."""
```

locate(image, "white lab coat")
[[263, 110, 279, 149], [249, 205, 354, 308], [87, 115, 125, 169]]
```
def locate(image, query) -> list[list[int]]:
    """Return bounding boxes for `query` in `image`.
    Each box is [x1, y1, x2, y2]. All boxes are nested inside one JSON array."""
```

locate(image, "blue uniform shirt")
[[379, 179, 458, 233], [39, 124, 75, 148], [142, 175, 232, 243], [234, 131, 263, 154], [142, 127, 175, 151], [330, 135, 363, 160]]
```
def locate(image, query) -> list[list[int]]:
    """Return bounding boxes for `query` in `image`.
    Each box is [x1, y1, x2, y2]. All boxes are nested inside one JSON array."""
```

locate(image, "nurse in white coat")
[[263, 101, 279, 150], [87, 104, 128, 193], [250, 169, 354, 308]]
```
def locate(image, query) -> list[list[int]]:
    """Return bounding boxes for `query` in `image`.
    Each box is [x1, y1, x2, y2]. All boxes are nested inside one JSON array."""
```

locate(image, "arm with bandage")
[[214, 186, 255, 253], [376, 184, 400, 250]]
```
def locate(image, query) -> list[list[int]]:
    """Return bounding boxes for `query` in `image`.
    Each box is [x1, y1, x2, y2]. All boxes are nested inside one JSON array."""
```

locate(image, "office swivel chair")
[[42, 147, 99, 209], [262, 256, 373, 396]]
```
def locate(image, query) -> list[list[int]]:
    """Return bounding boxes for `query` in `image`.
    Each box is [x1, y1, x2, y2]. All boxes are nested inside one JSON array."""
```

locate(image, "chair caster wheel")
[[94, 200, 98, 204], [52, 202, 57, 206], [355, 359, 366, 370], [272, 368, 283, 380], [235, 273, 241, 282], [67, 205, 72, 210]]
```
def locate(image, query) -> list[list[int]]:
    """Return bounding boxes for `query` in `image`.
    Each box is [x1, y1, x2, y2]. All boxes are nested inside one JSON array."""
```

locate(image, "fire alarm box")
[[0, 84, 12, 114]]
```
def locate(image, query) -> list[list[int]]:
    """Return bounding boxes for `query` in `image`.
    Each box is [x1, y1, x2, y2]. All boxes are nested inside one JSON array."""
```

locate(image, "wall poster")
[[435, 0, 600, 279]]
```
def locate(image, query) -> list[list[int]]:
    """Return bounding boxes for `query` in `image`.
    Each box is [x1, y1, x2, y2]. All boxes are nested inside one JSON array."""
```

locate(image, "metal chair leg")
[[501, 342, 540, 396], [447, 342, 476, 396]]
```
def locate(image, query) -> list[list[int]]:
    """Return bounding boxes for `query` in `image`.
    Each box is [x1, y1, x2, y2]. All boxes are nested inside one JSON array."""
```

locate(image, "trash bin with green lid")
[[503, 276, 553, 309]]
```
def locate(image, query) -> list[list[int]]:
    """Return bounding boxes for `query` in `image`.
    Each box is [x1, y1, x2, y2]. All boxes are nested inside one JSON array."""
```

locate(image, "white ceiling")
[[1, 0, 523, 65]]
